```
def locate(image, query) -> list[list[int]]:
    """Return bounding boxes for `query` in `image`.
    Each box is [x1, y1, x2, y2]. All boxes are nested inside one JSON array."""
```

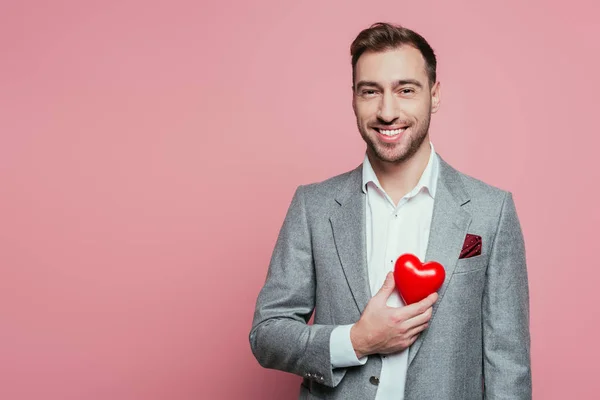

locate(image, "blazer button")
[[369, 376, 379, 386]]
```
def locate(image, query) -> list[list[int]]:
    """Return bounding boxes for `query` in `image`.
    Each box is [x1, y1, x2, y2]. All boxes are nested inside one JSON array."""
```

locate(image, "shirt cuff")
[[330, 324, 368, 369]]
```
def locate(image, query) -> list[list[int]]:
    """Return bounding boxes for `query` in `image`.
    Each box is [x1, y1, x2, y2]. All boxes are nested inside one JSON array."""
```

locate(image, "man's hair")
[[350, 22, 437, 88]]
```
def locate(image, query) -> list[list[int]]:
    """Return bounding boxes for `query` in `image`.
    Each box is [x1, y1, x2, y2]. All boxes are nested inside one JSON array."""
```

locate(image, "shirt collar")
[[361, 141, 439, 199]]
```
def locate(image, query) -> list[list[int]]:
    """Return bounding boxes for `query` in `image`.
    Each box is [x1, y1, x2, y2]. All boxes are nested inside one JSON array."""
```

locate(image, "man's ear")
[[351, 85, 357, 114], [431, 81, 441, 113]]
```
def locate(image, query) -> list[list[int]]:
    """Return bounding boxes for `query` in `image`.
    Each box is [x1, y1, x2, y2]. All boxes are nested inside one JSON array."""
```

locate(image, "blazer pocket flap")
[[454, 255, 487, 274]]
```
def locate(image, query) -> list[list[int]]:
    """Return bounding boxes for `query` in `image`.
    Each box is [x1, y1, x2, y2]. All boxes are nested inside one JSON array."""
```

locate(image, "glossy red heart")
[[394, 253, 445, 305]]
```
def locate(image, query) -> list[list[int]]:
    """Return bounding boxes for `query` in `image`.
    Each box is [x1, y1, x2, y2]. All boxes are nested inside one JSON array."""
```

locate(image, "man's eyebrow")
[[355, 79, 424, 90], [393, 79, 423, 89], [355, 81, 382, 90]]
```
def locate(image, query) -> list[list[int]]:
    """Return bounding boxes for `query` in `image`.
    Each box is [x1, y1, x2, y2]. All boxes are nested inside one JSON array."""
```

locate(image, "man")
[[249, 22, 531, 400]]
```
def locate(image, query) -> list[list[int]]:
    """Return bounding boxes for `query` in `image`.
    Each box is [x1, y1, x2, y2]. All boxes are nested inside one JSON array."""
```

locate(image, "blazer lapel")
[[408, 155, 472, 366], [330, 166, 372, 314]]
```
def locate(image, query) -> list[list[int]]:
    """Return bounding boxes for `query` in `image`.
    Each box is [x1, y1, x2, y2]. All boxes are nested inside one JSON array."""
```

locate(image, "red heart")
[[394, 253, 445, 305]]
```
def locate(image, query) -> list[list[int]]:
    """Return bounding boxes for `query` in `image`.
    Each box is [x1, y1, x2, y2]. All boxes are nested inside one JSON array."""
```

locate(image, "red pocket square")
[[459, 234, 482, 259]]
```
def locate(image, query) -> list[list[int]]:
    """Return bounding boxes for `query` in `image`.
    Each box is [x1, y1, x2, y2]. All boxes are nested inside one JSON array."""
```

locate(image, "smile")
[[374, 127, 407, 137]]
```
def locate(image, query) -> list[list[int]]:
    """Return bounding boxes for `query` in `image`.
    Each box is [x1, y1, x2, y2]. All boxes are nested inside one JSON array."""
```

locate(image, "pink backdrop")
[[1, 1, 599, 399]]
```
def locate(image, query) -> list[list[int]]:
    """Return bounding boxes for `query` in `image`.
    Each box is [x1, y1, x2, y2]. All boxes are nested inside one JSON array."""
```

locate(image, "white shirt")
[[329, 142, 439, 399]]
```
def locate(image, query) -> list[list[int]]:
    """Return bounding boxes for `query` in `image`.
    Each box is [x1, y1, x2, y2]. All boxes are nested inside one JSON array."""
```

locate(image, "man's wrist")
[[350, 323, 369, 359]]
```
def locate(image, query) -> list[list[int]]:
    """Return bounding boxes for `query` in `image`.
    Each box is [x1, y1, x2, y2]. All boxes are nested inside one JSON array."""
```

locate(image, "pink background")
[[1, 1, 599, 399]]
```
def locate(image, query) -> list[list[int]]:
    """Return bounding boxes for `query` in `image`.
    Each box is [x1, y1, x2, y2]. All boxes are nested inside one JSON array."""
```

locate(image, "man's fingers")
[[409, 292, 438, 314], [421, 292, 438, 307], [374, 272, 395, 301], [404, 322, 429, 339], [397, 292, 439, 319], [399, 306, 433, 331], [385, 329, 423, 354]]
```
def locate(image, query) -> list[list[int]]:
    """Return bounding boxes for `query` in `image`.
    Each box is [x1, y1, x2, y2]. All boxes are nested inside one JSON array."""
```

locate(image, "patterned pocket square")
[[459, 234, 482, 259]]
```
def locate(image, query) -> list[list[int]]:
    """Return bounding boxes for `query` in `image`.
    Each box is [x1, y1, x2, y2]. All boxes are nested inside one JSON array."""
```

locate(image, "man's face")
[[352, 46, 440, 164]]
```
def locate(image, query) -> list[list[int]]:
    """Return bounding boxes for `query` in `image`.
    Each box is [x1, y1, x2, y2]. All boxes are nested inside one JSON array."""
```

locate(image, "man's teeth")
[[379, 128, 405, 136]]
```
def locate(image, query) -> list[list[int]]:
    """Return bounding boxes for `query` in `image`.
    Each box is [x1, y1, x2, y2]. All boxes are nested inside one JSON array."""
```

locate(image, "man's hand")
[[350, 272, 438, 359]]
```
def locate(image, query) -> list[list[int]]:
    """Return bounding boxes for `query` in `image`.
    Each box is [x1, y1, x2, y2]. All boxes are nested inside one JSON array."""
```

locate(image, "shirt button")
[[369, 376, 380, 386]]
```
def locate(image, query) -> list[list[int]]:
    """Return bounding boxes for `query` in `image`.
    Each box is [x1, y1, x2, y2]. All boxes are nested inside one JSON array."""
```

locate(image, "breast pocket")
[[453, 254, 488, 274]]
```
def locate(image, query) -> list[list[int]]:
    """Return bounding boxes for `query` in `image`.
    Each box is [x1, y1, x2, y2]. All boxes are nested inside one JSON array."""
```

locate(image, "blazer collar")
[[334, 153, 469, 208]]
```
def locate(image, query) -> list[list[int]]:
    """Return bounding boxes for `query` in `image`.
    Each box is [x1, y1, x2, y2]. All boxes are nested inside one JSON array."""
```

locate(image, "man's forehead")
[[355, 46, 427, 79]]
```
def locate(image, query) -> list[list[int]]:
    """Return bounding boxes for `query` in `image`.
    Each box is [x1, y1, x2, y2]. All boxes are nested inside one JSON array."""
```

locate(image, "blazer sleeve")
[[482, 191, 532, 399], [249, 185, 347, 388]]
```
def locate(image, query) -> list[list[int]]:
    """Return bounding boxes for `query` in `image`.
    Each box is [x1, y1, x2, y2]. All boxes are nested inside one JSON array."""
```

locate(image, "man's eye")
[[400, 88, 415, 94], [361, 90, 377, 96]]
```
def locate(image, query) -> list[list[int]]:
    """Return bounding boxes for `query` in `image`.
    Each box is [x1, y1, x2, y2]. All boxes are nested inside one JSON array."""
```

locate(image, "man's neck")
[[367, 140, 432, 205]]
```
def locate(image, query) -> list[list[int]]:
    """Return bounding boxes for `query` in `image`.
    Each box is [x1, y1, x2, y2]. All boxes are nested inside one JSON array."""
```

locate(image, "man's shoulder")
[[459, 169, 507, 197], [438, 155, 510, 203], [300, 165, 361, 198], [302, 165, 362, 193]]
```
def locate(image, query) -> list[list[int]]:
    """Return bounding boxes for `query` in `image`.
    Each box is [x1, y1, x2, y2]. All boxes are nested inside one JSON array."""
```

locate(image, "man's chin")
[[371, 148, 410, 164]]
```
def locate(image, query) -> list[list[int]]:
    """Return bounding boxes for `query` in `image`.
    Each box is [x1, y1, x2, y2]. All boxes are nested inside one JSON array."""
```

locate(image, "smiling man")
[[250, 22, 531, 400]]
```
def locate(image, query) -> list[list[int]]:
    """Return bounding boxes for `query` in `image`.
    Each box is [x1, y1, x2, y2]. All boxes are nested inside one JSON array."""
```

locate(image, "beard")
[[357, 111, 431, 164]]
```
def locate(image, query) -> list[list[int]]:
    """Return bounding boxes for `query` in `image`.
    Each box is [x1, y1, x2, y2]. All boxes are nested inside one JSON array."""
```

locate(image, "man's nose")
[[377, 92, 399, 122]]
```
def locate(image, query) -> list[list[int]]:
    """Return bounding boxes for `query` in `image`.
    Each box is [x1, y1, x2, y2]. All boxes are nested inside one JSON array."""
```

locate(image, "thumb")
[[375, 272, 395, 300]]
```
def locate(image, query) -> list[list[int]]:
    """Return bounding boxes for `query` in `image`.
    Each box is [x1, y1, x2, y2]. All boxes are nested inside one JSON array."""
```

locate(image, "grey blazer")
[[250, 154, 531, 400]]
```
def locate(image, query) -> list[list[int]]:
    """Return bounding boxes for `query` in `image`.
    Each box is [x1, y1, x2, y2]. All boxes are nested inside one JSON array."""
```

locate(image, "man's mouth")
[[373, 127, 408, 137]]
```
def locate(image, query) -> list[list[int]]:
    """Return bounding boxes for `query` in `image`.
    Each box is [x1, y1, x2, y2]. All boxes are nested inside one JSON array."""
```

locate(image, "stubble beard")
[[358, 112, 431, 164]]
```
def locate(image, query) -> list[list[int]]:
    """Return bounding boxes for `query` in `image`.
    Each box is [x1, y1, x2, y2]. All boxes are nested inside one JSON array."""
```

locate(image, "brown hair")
[[350, 22, 437, 88]]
